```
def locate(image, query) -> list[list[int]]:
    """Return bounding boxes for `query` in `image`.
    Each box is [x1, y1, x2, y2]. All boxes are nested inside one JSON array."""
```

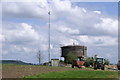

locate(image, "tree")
[[104, 58, 110, 65], [85, 57, 94, 67], [66, 52, 77, 64], [94, 54, 98, 59]]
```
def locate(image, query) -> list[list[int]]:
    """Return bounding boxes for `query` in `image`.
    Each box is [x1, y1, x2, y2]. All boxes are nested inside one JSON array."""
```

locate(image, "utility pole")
[[38, 50, 41, 65], [48, 4, 51, 62]]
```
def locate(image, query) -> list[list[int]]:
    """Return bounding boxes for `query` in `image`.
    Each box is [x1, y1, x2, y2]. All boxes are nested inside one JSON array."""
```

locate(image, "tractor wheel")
[[118, 68, 120, 70], [72, 65, 74, 68], [78, 66, 81, 68], [94, 65, 97, 70], [101, 67, 105, 70]]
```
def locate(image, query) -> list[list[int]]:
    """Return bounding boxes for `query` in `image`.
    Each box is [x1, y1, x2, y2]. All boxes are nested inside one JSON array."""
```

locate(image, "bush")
[[104, 58, 110, 65], [66, 52, 77, 64], [84, 57, 94, 67]]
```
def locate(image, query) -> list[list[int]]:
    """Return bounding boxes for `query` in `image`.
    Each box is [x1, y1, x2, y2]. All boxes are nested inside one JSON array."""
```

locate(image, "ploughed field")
[[2, 64, 81, 78], [2, 64, 119, 78]]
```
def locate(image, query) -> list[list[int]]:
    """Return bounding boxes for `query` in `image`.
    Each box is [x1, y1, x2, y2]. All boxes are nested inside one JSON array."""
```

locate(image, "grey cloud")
[[2, 2, 49, 20]]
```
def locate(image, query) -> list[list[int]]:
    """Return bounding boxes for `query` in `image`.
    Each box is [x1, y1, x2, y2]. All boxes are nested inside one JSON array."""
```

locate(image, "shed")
[[51, 59, 60, 66]]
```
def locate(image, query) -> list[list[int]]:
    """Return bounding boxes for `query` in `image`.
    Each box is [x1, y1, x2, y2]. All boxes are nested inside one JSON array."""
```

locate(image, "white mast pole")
[[48, 3, 51, 62]]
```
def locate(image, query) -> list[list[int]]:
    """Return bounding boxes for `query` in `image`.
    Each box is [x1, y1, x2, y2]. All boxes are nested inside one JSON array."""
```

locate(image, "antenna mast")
[[48, 4, 51, 62]]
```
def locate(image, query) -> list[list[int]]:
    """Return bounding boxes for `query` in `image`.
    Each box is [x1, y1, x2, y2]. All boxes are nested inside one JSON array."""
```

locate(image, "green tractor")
[[94, 58, 105, 70]]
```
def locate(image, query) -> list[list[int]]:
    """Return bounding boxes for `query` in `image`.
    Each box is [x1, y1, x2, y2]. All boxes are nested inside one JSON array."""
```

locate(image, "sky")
[[1, 0, 118, 64]]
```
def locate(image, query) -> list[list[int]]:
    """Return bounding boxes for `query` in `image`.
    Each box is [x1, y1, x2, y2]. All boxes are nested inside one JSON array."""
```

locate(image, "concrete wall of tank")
[[61, 46, 87, 57]]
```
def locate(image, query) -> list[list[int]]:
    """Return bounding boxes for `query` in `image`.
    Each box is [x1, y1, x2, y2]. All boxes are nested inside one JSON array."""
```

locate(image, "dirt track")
[[2, 65, 82, 78]]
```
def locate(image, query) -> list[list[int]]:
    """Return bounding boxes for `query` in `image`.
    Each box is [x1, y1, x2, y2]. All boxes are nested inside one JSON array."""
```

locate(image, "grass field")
[[24, 70, 118, 78]]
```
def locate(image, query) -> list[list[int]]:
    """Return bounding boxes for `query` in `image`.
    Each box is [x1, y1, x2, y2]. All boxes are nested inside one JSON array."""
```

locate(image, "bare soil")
[[2, 65, 83, 78]]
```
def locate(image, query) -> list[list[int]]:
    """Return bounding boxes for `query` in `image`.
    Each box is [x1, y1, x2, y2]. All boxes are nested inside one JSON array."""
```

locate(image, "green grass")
[[24, 70, 118, 78]]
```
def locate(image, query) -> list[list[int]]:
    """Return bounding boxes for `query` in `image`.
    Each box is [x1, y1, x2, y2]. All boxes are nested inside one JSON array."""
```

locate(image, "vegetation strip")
[[24, 70, 118, 78]]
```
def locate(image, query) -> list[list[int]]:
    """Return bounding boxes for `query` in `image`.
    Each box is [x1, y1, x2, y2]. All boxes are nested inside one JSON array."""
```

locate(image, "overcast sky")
[[1, 0, 118, 64]]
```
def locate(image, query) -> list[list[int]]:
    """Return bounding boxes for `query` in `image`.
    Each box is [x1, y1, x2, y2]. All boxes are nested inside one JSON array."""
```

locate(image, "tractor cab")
[[96, 58, 104, 63]]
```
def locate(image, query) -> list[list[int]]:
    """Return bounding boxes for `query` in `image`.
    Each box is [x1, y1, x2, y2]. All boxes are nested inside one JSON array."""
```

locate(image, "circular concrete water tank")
[[61, 45, 87, 58]]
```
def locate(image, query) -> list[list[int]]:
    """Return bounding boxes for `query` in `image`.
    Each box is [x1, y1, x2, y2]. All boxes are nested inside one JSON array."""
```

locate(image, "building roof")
[[61, 45, 87, 48]]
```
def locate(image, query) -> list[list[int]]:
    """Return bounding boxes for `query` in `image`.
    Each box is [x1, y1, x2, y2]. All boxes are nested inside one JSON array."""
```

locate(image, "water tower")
[[61, 45, 87, 62]]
